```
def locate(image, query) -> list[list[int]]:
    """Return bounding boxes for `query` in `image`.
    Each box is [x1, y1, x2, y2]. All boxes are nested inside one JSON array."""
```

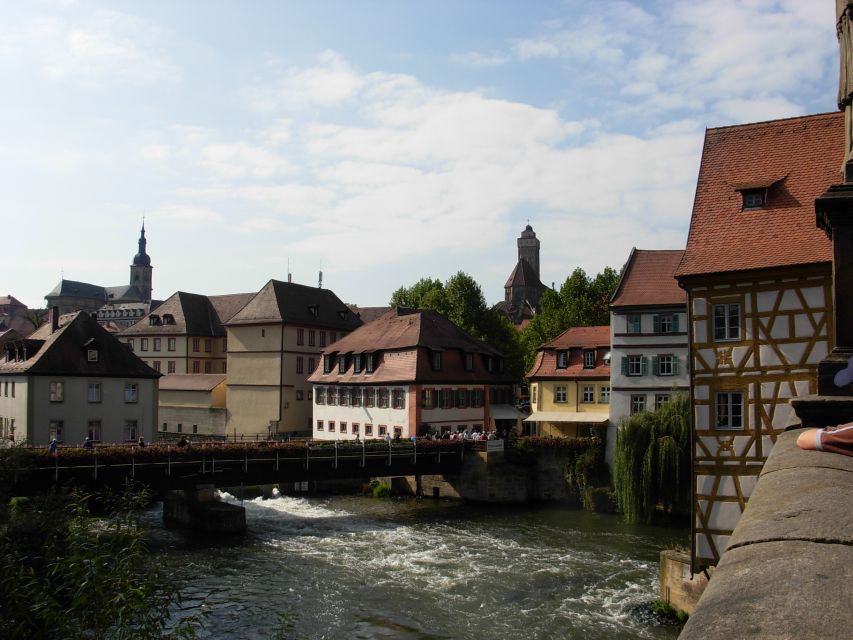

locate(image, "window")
[[655, 394, 671, 410], [338, 356, 347, 374], [125, 420, 138, 441], [161, 422, 167, 432], [653, 314, 679, 334], [127, 338, 135, 351], [557, 351, 568, 369], [378, 388, 389, 408], [365, 424, 373, 436], [623, 355, 647, 376], [168, 338, 176, 352], [630, 394, 646, 415], [49, 420, 64, 442], [296, 390, 304, 401], [378, 425, 387, 436], [87, 419, 102, 442], [320, 331, 327, 347], [193, 424, 198, 434], [205, 361, 212, 373], [365, 388, 375, 407], [392, 389, 405, 410], [192, 361, 200, 373], [317, 420, 325, 431], [87, 382, 102, 403], [583, 350, 596, 369], [87, 349, 98, 362], [297, 328, 304, 345], [204, 339, 212, 353], [352, 423, 360, 434], [464, 353, 474, 371], [316, 387, 326, 404], [627, 315, 642, 334], [297, 356, 304, 374], [308, 357, 316, 373], [10, 382, 13, 398], [308, 330, 316, 346], [168, 361, 176, 374], [141, 338, 148, 352], [177, 423, 183, 433], [339, 387, 350, 406], [555, 386, 568, 403], [393, 427, 402, 438], [324, 355, 333, 373], [432, 351, 442, 370], [582, 385, 594, 403], [193, 338, 200, 352], [439, 389, 452, 409], [351, 388, 362, 407], [713, 303, 741, 341], [366, 353, 375, 373], [329, 421, 336, 432], [422, 389, 434, 409], [354, 355, 363, 374], [531, 384, 538, 404], [654, 354, 678, 376], [124, 382, 138, 403], [153, 338, 161, 351], [599, 385, 610, 404], [49, 381, 64, 402], [716, 392, 744, 430], [327, 388, 337, 406], [742, 189, 765, 209], [340, 422, 347, 433]]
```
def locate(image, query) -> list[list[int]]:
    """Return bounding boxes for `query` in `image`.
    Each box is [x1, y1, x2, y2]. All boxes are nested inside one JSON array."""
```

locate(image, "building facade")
[[526, 326, 611, 438], [675, 112, 841, 570], [119, 291, 254, 376], [0, 310, 159, 445], [158, 374, 227, 438], [308, 308, 513, 440], [224, 280, 363, 437]]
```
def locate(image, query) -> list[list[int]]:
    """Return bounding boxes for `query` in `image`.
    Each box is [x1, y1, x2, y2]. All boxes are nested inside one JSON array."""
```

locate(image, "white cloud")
[[152, 204, 225, 225], [451, 51, 510, 67]]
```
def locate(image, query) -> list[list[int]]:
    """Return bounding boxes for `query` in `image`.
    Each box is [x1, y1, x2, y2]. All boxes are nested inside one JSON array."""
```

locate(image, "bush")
[[371, 482, 392, 498], [582, 487, 617, 513]]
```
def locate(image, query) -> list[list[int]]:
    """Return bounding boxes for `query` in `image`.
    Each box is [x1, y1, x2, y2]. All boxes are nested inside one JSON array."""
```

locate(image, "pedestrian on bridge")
[[48, 438, 58, 455], [82, 436, 93, 450]]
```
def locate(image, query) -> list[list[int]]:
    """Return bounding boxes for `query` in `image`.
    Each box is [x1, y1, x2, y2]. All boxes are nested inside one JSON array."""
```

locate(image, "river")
[[144, 493, 687, 640]]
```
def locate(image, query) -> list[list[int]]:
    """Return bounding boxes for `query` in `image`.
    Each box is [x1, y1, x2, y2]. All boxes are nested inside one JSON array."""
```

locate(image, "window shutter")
[[652, 355, 659, 376], [640, 356, 648, 375], [673, 314, 680, 332], [621, 357, 628, 375], [653, 315, 661, 333], [673, 357, 679, 375]]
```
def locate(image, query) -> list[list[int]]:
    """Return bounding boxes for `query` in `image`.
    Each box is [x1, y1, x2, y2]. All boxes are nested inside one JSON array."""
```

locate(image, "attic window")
[[308, 305, 319, 318], [337, 309, 349, 320], [742, 189, 766, 210], [162, 314, 175, 325], [432, 351, 442, 371], [149, 314, 161, 326], [87, 349, 99, 363]]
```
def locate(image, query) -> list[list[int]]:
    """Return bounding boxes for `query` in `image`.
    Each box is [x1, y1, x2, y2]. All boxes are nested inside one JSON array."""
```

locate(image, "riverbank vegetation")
[[613, 394, 691, 524], [0, 483, 196, 639]]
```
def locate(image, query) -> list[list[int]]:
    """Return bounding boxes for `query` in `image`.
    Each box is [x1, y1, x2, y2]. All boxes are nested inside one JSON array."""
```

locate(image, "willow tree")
[[614, 394, 690, 524]]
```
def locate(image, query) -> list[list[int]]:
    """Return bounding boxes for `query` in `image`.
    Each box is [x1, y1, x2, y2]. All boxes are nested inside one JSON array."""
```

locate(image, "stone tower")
[[517, 224, 540, 278], [129, 222, 152, 302]]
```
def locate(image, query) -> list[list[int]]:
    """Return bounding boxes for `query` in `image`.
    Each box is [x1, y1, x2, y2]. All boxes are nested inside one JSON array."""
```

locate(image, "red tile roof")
[[676, 112, 841, 279], [611, 249, 686, 308], [528, 325, 611, 380]]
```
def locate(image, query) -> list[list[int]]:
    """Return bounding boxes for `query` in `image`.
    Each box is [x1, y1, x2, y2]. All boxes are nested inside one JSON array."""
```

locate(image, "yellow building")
[[675, 112, 841, 570], [224, 280, 363, 437], [526, 326, 611, 438]]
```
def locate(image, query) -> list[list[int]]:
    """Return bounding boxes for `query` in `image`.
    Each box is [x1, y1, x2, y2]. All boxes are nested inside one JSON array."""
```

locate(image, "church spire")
[[133, 220, 150, 267]]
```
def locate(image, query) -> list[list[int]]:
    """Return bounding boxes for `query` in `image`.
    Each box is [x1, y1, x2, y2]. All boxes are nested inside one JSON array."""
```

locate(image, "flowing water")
[[144, 494, 687, 640]]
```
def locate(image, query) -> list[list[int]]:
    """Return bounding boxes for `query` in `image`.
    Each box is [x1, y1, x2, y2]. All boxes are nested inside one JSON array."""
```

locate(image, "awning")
[[524, 411, 610, 424], [489, 404, 525, 420]]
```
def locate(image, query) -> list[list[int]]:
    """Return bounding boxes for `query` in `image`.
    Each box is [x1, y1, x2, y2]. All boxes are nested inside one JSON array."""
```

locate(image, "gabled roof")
[[504, 259, 542, 288], [0, 296, 26, 308], [0, 311, 159, 378], [104, 284, 145, 302], [527, 325, 611, 380], [209, 293, 257, 324], [611, 249, 686, 309], [45, 279, 106, 301], [226, 280, 364, 331], [159, 373, 226, 392], [347, 304, 391, 324], [120, 291, 255, 336], [541, 325, 610, 350], [676, 112, 841, 280]]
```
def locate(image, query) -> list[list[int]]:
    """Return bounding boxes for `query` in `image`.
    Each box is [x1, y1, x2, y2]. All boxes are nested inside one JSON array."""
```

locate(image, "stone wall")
[[659, 549, 709, 615]]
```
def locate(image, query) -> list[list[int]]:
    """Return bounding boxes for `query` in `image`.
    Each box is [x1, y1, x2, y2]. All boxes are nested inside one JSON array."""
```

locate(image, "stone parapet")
[[680, 429, 853, 640]]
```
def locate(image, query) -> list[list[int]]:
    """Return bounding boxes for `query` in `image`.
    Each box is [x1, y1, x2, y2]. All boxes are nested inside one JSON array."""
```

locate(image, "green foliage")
[[652, 598, 689, 624], [0, 482, 196, 639], [389, 271, 525, 378], [614, 394, 691, 524], [519, 266, 621, 372], [371, 481, 392, 498]]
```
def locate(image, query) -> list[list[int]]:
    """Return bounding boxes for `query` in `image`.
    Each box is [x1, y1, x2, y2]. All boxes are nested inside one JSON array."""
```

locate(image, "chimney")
[[318, 270, 323, 289], [50, 306, 59, 333]]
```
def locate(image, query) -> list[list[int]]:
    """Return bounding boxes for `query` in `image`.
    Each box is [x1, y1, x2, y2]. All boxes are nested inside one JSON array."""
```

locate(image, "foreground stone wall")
[[680, 429, 853, 640]]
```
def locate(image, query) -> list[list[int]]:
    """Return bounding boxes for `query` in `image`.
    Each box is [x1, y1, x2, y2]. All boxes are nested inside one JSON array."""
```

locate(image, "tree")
[[613, 394, 691, 524]]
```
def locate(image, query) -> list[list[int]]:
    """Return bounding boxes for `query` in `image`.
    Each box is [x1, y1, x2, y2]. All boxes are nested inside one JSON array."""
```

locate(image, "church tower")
[[129, 222, 153, 302], [517, 224, 540, 278]]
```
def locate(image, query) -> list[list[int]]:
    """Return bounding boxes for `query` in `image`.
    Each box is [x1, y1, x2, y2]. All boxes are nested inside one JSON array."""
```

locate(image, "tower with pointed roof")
[[517, 224, 540, 278], [129, 223, 152, 303], [494, 225, 546, 326]]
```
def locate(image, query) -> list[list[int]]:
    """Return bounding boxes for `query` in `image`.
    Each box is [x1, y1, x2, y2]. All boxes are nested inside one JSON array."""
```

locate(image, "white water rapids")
[[145, 492, 685, 639]]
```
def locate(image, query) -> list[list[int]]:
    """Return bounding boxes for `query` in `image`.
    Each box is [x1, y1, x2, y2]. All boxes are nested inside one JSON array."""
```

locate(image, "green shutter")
[[640, 356, 648, 375], [653, 315, 661, 333], [651, 355, 659, 376], [621, 357, 628, 375], [673, 357, 679, 375], [673, 314, 680, 332]]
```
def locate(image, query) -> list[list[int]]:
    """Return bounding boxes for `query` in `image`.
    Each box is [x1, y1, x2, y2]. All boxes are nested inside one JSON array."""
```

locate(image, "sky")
[[1, 0, 839, 309]]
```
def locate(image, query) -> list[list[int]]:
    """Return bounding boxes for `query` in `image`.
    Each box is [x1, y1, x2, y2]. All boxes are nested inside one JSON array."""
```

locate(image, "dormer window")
[[354, 354, 363, 374], [366, 353, 375, 373], [742, 189, 765, 209], [557, 351, 568, 369], [337, 309, 349, 320], [324, 355, 334, 374], [149, 314, 161, 326], [583, 350, 596, 369], [308, 305, 319, 318], [162, 314, 175, 325], [87, 349, 99, 363], [432, 351, 442, 371], [338, 355, 347, 374], [464, 352, 474, 371]]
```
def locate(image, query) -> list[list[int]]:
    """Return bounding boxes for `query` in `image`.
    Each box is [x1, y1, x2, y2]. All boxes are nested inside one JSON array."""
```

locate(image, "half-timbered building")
[[675, 112, 842, 570]]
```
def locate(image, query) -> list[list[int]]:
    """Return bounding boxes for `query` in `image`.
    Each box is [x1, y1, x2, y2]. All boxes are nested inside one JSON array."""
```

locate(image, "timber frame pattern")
[[687, 265, 832, 569]]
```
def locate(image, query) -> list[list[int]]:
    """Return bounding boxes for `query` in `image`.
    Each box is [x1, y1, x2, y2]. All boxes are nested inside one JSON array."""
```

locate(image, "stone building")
[[158, 373, 227, 438], [494, 225, 546, 326]]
